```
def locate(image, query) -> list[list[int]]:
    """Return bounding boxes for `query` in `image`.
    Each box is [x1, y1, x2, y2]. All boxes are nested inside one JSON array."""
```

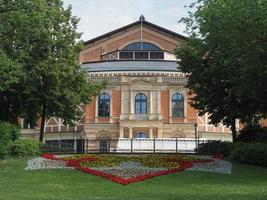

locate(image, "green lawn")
[[0, 157, 267, 200]]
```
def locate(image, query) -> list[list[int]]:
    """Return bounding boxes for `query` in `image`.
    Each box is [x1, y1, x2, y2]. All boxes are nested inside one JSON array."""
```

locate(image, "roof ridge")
[[84, 20, 186, 45]]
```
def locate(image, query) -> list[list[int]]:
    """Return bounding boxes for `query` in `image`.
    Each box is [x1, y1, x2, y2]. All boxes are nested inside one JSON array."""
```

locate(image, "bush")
[[237, 126, 267, 143], [9, 139, 41, 157], [197, 141, 233, 157], [232, 142, 267, 167], [0, 122, 20, 159]]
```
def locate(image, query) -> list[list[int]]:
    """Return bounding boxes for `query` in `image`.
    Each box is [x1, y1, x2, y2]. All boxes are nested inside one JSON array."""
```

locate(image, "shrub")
[[197, 141, 233, 157], [232, 142, 267, 167], [237, 126, 267, 143], [0, 122, 20, 159], [9, 139, 41, 157]]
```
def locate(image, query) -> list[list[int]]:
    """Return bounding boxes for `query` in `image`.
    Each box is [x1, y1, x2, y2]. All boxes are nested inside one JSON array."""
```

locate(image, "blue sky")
[[63, 0, 194, 41]]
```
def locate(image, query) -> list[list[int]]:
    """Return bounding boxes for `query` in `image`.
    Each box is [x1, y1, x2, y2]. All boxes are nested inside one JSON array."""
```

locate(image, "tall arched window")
[[135, 93, 147, 114], [134, 132, 147, 138], [98, 93, 110, 117], [123, 42, 161, 51], [172, 93, 184, 118]]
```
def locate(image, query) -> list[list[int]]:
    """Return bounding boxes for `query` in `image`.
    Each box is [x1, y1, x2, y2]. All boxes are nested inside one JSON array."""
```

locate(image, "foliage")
[[232, 142, 267, 167], [0, 0, 104, 141], [176, 0, 267, 141], [0, 122, 20, 159], [9, 139, 41, 157], [237, 126, 267, 143], [197, 141, 233, 157]]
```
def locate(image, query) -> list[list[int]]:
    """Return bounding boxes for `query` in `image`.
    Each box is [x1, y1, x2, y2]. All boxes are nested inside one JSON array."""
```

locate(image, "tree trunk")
[[39, 102, 47, 142], [231, 118, 237, 142]]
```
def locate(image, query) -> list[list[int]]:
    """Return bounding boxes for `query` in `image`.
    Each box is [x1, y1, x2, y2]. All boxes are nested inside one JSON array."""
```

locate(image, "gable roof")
[[84, 19, 187, 46]]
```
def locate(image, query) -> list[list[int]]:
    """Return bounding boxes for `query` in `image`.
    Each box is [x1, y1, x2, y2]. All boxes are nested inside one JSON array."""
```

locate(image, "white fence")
[[44, 138, 212, 154], [111, 138, 208, 153]]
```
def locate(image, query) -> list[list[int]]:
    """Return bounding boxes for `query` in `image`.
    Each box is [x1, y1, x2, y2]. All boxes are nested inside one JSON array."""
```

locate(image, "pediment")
[[82, 20, 185, 54]]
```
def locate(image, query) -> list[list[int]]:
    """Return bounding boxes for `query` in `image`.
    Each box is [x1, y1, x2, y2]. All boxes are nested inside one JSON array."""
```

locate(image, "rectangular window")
[[119, 52, 133, 59], [135, 52, 148, 59], [150, 52, 164, 59]]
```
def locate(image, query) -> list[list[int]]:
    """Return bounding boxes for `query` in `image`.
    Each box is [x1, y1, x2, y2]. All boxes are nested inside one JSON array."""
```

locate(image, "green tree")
[[0, 0, 104, 142], [176, 0, 267, 141]]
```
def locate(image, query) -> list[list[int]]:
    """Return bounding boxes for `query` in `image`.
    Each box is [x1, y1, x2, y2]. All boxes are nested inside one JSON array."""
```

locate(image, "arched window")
[[134, 132, 147, 138], [171, 93, 184, 118], [123, 42, 161, 51], [98, 93, 110, 117], [135, 93, 147, 114]]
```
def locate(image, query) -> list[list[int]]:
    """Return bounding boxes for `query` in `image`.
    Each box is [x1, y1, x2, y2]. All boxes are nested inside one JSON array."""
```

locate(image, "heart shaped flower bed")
[[40, 153, 217, 185]]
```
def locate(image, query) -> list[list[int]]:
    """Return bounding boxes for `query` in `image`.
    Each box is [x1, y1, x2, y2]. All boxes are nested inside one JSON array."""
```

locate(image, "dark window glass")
[[135, 93, 147, 114], [150, 52, 164, 59], [98, 93, 110, 117], [23, 115, 35, 129], [135, 52, 148, 59], [171, 93, 184, 118], [119, 52, 133, 59], [123, 42, 161, 51], [135, 132, 147, 138]]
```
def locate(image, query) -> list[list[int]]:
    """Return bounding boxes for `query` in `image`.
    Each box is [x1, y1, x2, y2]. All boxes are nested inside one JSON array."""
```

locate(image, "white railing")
[[115, 138, 208, 153], [132, 114, 148, 120]]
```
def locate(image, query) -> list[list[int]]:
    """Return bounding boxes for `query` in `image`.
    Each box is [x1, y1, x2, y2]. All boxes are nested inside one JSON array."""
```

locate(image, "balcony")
[[120, 114, 162, 121], [102, 50, 176, 61]]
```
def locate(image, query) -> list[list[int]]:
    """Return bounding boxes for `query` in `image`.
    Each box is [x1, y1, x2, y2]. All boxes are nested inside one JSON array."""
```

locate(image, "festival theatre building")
[[22, 16, 234, 151]]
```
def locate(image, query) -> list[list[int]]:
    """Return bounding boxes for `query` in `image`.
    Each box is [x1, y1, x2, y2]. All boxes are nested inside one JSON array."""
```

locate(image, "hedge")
[[9, 139, 41, 157], [197, 141, 233, 157], [0, 122, 20, 159], [232, 142, 267, 167]]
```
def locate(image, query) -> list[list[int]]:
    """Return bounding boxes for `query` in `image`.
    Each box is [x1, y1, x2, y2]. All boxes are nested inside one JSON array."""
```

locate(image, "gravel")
[[25, 157, 73, 170]]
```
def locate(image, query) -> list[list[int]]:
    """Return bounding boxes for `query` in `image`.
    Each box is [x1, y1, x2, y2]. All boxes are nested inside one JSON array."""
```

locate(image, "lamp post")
[[194, 123, 198, 153]]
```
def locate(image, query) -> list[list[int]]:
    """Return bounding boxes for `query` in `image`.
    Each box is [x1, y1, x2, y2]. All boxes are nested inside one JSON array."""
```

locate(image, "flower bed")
[[26, 154, 232, 185]]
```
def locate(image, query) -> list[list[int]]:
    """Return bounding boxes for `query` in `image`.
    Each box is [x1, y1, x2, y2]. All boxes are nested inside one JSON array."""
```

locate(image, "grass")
[[0, 157, 267, 200]]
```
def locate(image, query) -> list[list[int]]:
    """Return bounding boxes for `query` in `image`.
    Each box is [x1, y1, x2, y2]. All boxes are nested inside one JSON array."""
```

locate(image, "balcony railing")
[[132, 114, 148, 120], [102, 50, 176, 61]]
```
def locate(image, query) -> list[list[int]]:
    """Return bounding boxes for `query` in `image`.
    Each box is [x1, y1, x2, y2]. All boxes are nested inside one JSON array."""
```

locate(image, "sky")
[[63, 0, 194, 41]]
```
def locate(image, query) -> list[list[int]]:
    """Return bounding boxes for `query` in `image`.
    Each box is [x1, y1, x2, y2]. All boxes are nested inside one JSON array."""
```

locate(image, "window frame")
[[135, 93, 147, 114], [171, 92, 185, 118], [134, 132, 148, 139], [98, 93, 111, 118]]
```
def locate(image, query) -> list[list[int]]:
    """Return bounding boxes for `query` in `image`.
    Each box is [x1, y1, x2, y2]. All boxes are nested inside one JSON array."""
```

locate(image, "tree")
[[0, 0, 104, 142], [176, 0, 267, 142]]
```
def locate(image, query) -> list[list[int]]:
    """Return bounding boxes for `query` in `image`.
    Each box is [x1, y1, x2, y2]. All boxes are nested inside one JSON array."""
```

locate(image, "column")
[[130, 90, 134, 114], [149, 91, 153, 114], [95, 96, 98, 123], [149, 127, 153, 138], [129, 127, 133, 138], [109, 93, 113, 123], [157, 90, 161, 113], [119, 126, 124, 138], [157, 127, 162, 138], [157, 90, 162, 120]]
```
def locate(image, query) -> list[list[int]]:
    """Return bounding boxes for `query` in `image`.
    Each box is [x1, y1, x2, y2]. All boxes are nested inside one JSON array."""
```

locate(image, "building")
[[22, 16, 233, 152]]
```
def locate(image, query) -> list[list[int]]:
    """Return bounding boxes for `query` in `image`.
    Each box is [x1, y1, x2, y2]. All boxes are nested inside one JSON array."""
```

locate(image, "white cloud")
[[63, 0, 193, 41]]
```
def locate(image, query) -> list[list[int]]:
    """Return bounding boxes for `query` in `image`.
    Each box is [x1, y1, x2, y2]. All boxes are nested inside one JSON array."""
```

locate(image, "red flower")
[[41, 154, 217, 185]]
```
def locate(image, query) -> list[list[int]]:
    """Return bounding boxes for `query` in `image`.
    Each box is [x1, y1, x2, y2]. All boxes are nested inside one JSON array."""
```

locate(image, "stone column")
[[129, 127, 133, 138], [109, 93, 113, 123], [149, 127, 153, 138], [157, 90, 162, 120], [119, 126, 124, 138], [149, 91, 153, 114], [130, 90, 134, 114], [95, 96, 98, 123], [157, 90, 161, 113], [157, 127, 162, 138]]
